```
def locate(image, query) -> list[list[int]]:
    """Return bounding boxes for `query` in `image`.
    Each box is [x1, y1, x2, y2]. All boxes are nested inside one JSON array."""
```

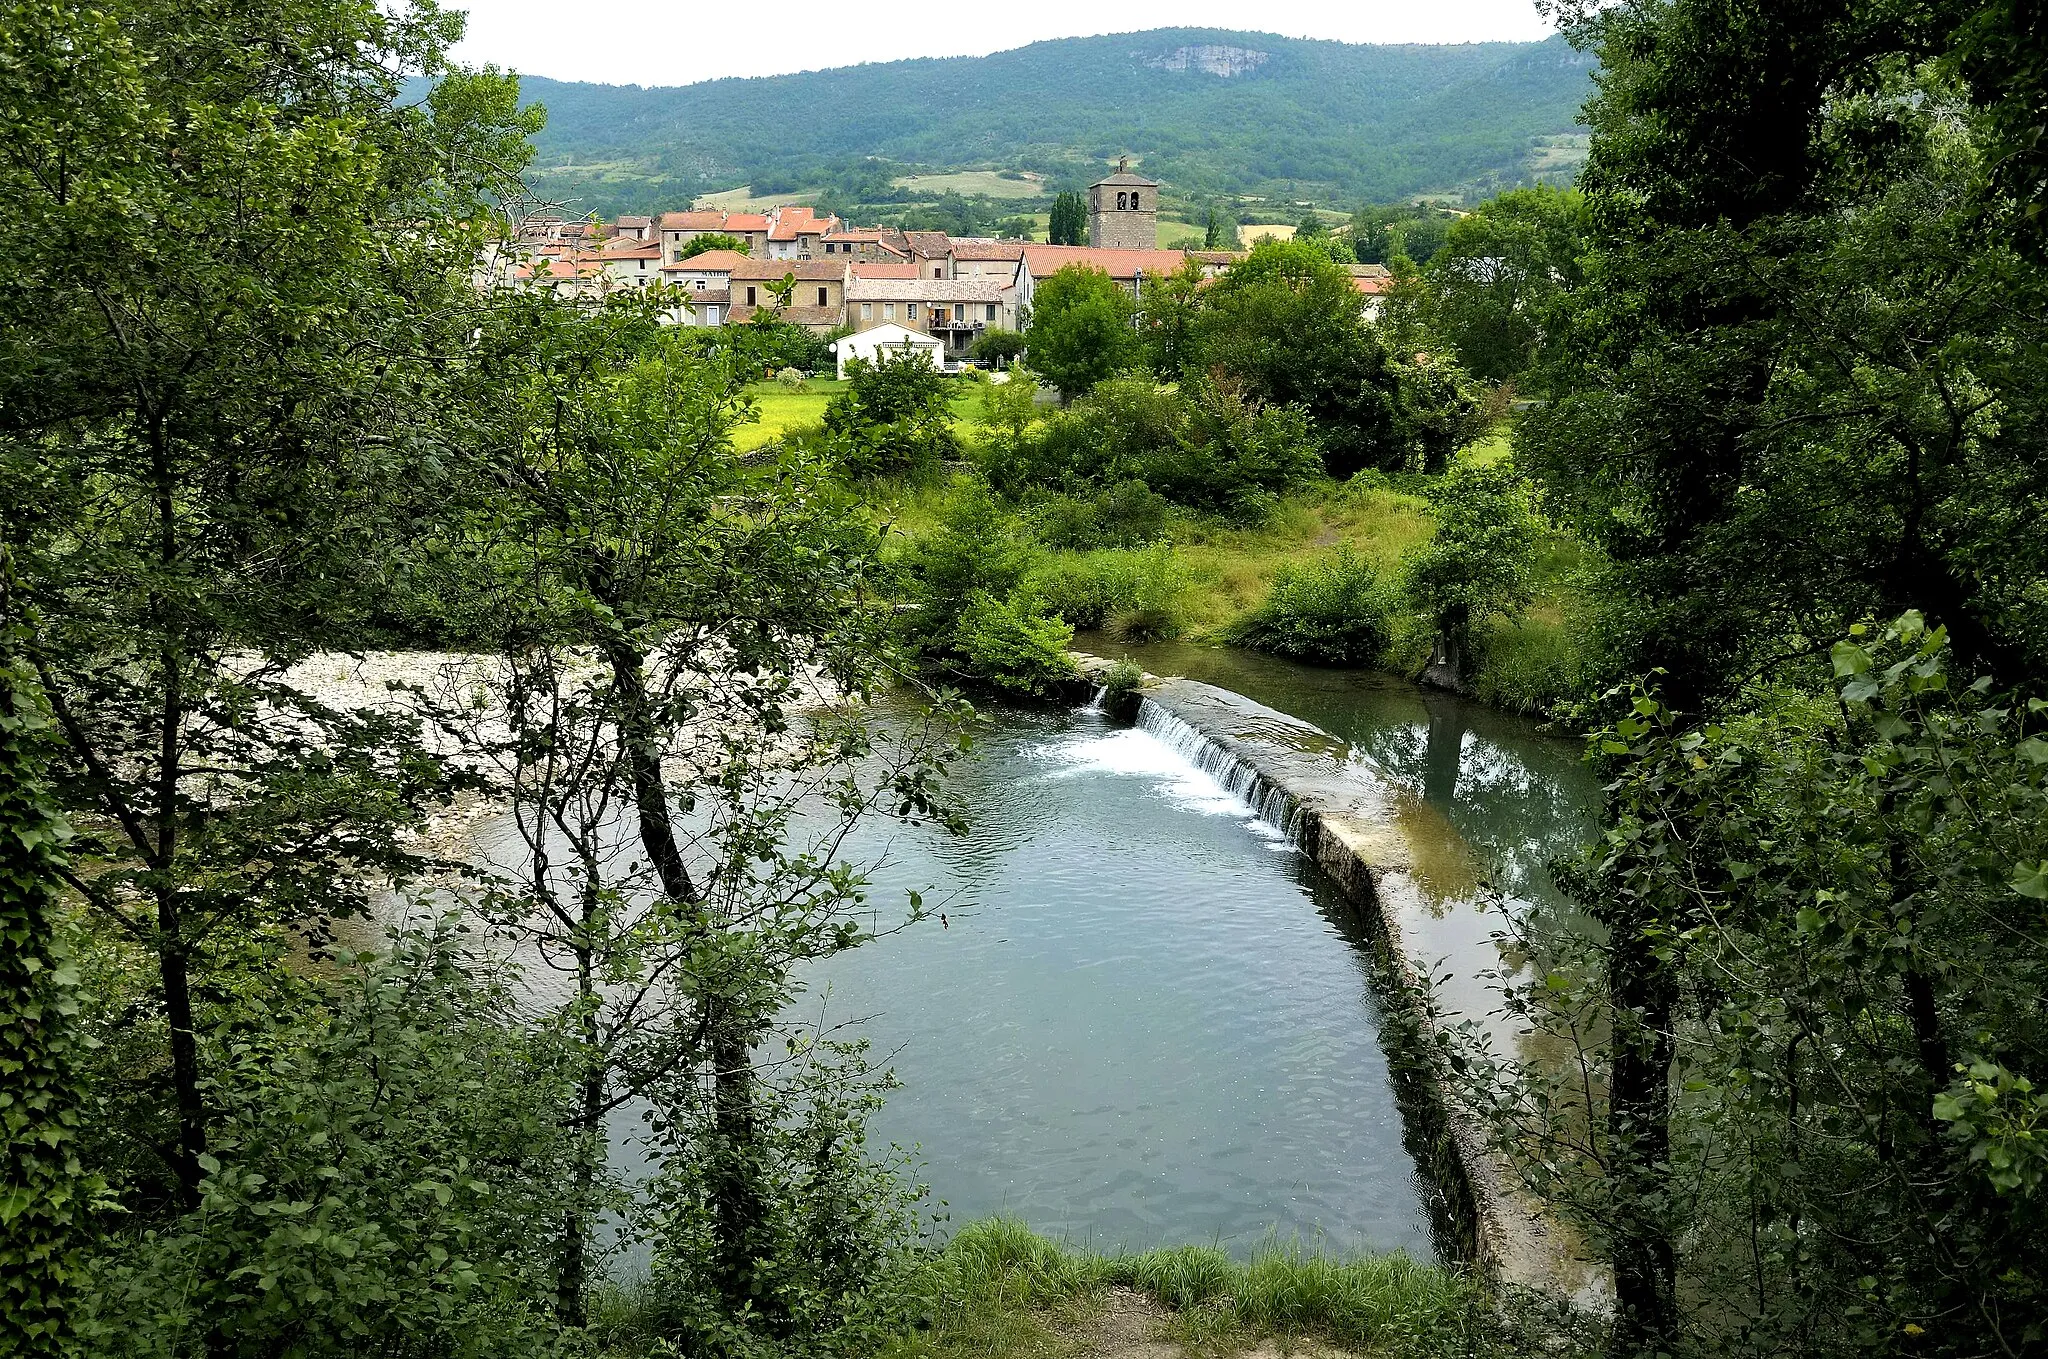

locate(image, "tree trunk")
[[602, 635, 768, 1314]]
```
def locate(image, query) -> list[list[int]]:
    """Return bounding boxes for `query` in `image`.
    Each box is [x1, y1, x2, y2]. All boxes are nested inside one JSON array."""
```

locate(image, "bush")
[[1031, 480, 1169, 550], [1023, 546, 1189, 639], [632, 1042, 927, 1357], [774, 365, 806, 389], [78, 932, 576, 1359], [951, 590, 1076, 696], [1101, 657, 1145, 701], [1227, 550, 1392, 665], [825, 349, 957, 477], [969, 328, 1028, 364]]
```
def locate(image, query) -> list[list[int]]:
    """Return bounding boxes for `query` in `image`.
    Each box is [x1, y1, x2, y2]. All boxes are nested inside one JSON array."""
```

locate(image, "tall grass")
[[890, 1220, 1496, 1359]]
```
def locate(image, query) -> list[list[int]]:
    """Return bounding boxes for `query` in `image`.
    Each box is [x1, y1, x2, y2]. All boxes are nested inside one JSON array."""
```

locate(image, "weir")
[[1079, 656, 1595, 1299]]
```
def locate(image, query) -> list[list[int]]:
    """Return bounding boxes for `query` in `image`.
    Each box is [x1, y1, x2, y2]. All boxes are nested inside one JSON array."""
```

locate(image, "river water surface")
[[788, 643, 1600, 1259]]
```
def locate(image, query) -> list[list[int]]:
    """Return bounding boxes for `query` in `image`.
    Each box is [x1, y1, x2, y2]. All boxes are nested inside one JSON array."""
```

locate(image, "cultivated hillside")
[[511, 28, 1595, 215]]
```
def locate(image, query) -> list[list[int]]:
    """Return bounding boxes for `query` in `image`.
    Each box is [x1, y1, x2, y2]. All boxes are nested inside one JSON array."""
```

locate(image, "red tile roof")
[[722, 213, 771, 231], [1020, 245, 1193, 280], [850, 262, 921, 279], [658, 210, 728, 231], [950, 239, 1029, 261], [661, 250, 749, 273]]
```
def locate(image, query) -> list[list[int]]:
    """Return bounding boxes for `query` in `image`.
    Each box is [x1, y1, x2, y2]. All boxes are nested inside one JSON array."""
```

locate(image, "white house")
[[830, 323, 941, 380]]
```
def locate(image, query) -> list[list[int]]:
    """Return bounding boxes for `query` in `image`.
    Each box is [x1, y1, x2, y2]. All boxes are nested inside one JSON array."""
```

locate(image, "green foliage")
[[678, 231, 750, 259], [1197, 242, 1407, 477], [1523, 20, 2048, 710], [0, 642, 94, 1355], [1392, 355, 1485, 474], [1227, 550, 1392, 666], [1019, 375, 1322, 519], [1101, 658, 1146, 701], [79, 932, 577, 1358], [967, 328, 1027, 364], [634, 1042, 929, 1356], [1047, 191, 1086, 247], [1024, 265, 1139, 399], [1458, 617, 2048, 1356], [0, 0, 525, 1210], [1028, 480, 1169, 550], [1405, 186, 1589, 382], [951, 591, 1077, 697], [825, 349, 958, 477], [1135, 256, 1210, 379], [1399, 463, 1540, 679]]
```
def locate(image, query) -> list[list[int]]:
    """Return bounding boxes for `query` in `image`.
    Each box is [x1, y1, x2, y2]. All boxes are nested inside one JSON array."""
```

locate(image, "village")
[[494, 162, 1393, 372]]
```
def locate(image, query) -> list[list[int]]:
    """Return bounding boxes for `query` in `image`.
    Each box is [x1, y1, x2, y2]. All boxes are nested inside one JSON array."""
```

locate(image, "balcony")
[[924, 313, 988, 333]]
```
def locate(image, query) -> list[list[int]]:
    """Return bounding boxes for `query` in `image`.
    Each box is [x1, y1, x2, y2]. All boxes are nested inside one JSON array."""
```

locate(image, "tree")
[[450, 295, 964, 1329], [0, 0, 535, 1210], [0, 558, 94, 1356], [968, 327, 1028, 365], [1048, 190, 1087, 246], [1399, 463, 1540, 686], [677, 231, 749, 259], [825, 345, 957, 475], [1523, 3, 2048, 713], [1457, 616, 2048, 1357], [1410, 185, 1590, 383], [1195, 240, 1405, 477], [1025, 265, 1138, 400], [1135, 255, 1210, 379]]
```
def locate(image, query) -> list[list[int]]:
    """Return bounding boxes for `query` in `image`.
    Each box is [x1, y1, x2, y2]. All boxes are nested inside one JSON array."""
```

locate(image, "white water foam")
[[1033, 706, 1299, 845]]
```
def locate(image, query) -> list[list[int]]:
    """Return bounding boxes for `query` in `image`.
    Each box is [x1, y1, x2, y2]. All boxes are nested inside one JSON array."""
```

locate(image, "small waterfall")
[[1136, 697, 1306, 844], [1077, 684, 1109, 714]]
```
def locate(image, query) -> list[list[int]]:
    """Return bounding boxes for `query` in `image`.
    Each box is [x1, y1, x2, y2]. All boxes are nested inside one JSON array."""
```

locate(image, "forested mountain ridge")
[[509, 29, 1595, 214]]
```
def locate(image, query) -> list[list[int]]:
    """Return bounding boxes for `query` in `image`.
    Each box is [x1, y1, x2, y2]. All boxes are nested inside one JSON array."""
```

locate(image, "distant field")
[[698, 185, 818, 210], [1529, 134, 1591, 174], [896, 171, 1045, 199]]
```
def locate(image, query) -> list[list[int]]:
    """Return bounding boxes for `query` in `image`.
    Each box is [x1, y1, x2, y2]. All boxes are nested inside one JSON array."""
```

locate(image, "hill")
[[507, 28, 1595, 217]]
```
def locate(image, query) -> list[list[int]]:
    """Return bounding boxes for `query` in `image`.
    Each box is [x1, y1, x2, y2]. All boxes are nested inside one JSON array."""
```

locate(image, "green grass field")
[[697, 184, 819, 210], [734, 377, 841, 450]]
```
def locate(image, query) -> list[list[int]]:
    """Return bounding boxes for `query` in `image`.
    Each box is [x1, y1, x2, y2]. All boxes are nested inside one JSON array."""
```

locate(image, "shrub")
[[825, 349, 957, 477], [952, 590, 1076, 696], [78, 932, 576, 1359], [1024, 553, 1138, 629], [1106, 546, 1192, 641], [1101, 657, 1146, 701], [1227, 550, 1392, 665], [1399, 462, 1541, 680], [969, 328, 1028, 364], [1031, 480, 1169, 550], [774, 365, 806, 389]]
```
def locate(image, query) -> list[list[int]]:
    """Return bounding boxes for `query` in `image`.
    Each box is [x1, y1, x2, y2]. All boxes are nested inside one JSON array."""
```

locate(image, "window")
[[746, 286, 757, 306], [884, 303, 895, 320], [907, 302, 919, 320], [1117, 192, 1127, 211], [953, 304, 964, 321], [672, 250, 685, 262], [861, 302, 872, 320], [986, 303, 997, 322], [817, 286, 828, 307], [705, 306, 720, 325], [693, 279, 705, 290]]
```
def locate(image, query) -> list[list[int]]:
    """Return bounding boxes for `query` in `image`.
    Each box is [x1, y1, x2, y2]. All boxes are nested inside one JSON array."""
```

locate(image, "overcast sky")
[[448, 0, 1557, 88]]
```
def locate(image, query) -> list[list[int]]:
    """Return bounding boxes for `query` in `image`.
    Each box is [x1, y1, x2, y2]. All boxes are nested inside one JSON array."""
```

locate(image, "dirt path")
[[1051, 1288, 1361, 1359]]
